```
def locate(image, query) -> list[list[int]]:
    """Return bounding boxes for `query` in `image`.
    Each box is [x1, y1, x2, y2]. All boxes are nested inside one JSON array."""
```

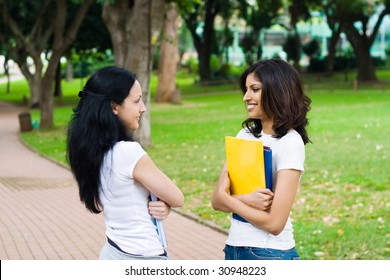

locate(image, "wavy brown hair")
[[240, 59, 311, 144]]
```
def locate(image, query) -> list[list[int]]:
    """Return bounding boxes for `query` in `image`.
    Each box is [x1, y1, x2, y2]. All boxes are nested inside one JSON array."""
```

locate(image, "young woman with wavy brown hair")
[[212, 59, 311, 260]]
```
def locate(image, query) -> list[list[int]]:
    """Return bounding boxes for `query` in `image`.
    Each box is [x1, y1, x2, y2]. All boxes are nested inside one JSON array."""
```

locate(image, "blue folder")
[[263, 146, 272, 190], [232, 146, 272, 223]]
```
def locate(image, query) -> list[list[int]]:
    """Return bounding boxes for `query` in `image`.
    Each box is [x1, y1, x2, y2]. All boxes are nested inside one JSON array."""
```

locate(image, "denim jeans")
[[224, 245, 300, 260]]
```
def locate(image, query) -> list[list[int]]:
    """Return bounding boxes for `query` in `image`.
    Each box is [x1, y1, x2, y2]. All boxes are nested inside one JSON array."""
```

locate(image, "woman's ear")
[[111, 102, 118, 115]]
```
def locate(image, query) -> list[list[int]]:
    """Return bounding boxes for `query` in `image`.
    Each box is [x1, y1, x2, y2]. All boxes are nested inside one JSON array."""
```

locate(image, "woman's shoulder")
[[279, 130, 304, 147], [113, 141, 146, 154], [284, 130, 303, 140], [236, 128, 254, 139], [110, 141, 147, 166]]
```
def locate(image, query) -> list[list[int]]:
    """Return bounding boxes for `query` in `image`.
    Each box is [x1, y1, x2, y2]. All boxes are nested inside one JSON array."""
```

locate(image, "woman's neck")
[[262, 120, 274, 135]]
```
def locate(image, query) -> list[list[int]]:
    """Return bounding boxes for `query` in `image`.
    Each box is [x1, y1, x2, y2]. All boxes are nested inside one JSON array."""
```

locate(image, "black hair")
[[66, 66, 136, 213]]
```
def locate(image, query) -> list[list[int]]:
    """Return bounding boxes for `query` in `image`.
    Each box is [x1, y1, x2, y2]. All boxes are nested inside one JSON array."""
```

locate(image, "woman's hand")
[[234, 188, 274, 211], [148, 200, 171, 220]]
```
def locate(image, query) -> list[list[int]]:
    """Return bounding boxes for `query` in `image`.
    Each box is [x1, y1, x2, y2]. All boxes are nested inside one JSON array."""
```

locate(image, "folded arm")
[[212, 162, 300, 235], [134, 154, 184, 208]]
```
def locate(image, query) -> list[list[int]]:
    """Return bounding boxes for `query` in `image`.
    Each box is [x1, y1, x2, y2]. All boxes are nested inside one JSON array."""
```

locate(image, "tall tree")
[[156, 2, 180, 103], [102, 0, 165, 147], [0, 27, 11, 93], [0, 0, 94, 128], [303, 0, 342, 75], [285, 0, 311, 70], [332, 0, 390, 81], [178, 0, 235, 81], [323, 9, 342, 75], [238, 0, 283, 66], [66, 1, 112, 81]]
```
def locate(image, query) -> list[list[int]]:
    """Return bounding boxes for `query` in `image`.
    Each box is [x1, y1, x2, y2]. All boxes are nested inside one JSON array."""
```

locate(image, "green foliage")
[[209, 54, 221, 73], [183, 56, 199, 74], [178, 24, 193, 57], [64, 49, 114, 79]]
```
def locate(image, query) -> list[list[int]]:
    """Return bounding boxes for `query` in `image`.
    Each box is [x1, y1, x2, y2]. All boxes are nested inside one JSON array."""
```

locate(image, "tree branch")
[[0, 0, 31, 53], [30, 0, 53, 40], [368, 7, 390, 46], [62, 0, 94, 51]]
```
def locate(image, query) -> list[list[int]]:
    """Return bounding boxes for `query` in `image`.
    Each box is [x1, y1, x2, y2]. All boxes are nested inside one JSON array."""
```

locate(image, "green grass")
[[1, 70, 389, 260]]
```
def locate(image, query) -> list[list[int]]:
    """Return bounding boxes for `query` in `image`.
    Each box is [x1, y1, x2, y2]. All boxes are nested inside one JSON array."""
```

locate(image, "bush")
[[372, 56, 386, 68], [184, 56, 198, 74], [307, 57, 326, 73], [333, 56, 356, 71]]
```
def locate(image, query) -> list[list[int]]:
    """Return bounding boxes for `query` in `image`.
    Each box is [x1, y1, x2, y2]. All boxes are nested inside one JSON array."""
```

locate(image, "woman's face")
[[243, 72, 266, 120], [112, 80, 146, 131]]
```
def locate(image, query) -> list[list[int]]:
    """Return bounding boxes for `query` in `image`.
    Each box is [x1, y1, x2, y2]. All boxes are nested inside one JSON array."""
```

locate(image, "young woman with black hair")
[[67, 66, 184, 260]]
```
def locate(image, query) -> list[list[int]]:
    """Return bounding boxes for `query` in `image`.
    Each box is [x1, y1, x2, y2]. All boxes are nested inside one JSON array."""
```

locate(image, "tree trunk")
[[125, 1, 151, 147], [2, 54, 10, 93], [181, 0, 220, 82], [325, 25, 341, 76], [293, 28, 301, 71], [54, 61, 63, 105], [39, 0, 93, 128], [17, 54, 43, 107], [344, 23, 377, 81], [40, 75, 55, 127], [125, 0, 165, 147], [156, 2, 180, 103], [54, 62, 62, 96], [355, 47, 377, 81], [102, 0, 165, 147], [25, 75, 42, 108], [199, 48, 211, 81], [198, 0, 217, 81], [101, 0, 129, 67], [40, 50, 62, 127]]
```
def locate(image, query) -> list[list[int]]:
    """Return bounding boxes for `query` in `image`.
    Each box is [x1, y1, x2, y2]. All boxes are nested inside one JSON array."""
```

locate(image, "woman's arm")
[[212, 163, 274, 212], [212, 164, 300, 235], [211, 163, 232, 212], [133, 154, 184, 208]]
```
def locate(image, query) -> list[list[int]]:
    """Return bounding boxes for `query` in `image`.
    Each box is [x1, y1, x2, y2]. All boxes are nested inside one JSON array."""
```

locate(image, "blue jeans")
[[224, 245, 300, 260]]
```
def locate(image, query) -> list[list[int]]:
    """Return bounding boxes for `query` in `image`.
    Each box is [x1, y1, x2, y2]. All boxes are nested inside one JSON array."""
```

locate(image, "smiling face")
[[243, 72, 267, 121], [112, 80, 146, 131]]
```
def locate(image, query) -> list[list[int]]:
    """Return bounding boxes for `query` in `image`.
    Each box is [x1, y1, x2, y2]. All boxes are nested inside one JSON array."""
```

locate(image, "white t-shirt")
[[99, 141, 164, 256], [225, 128, 305, 250]]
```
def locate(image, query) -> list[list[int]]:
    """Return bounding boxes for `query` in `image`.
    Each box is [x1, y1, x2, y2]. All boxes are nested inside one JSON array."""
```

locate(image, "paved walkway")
[[0, 101, 227, 260]]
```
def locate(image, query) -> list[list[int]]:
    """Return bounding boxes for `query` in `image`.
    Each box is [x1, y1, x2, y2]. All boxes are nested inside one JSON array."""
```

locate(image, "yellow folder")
[[225, 136, 266, 195]]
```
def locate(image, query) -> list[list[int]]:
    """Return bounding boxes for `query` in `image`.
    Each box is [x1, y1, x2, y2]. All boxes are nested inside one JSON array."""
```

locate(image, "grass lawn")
[[1, 70, 389, 260]]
